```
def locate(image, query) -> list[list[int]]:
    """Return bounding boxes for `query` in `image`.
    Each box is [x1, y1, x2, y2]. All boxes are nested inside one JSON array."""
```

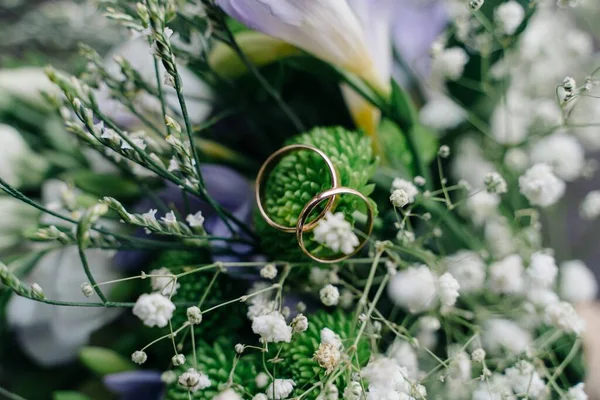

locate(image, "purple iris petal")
[[113, 164, 254, 271], [393, 0, 448, 80], [104, 370, 163, 400]]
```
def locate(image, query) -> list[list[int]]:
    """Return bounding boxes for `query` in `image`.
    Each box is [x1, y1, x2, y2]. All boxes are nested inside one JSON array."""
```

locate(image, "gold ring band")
[[296, 187, 374, 264], [255, 144, 340, 233]]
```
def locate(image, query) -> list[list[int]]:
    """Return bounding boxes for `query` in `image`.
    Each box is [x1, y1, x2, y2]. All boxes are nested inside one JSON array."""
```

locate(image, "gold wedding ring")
[[255, 144, 340, 233], [296, 187, 375, 264]]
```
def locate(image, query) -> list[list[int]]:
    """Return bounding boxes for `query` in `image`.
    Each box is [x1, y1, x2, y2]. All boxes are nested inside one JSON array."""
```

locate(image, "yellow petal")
[[341, 84, 382, 155], [209, 31, 300, 79]]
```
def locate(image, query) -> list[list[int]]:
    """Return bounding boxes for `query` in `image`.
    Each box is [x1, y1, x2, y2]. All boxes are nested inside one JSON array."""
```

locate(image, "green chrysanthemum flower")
[[163, 339, 257, 400], [279, 310, 371, 398], [255, 127, 378, 260], [149, 251, 248, 342]]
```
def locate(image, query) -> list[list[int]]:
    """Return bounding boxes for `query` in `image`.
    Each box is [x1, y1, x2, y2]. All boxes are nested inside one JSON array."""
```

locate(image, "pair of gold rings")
[[255, 144, 374, 263]]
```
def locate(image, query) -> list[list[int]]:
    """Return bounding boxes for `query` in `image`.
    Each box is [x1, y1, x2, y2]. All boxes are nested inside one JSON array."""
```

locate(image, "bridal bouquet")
[[1, 0, 600, 399]]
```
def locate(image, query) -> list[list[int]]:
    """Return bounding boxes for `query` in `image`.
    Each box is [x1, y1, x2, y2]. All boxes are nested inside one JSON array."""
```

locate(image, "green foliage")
[[280, 310, 371, 399], [254, 127, 378, 260], [163, 339, 257, 400], [78, 347, 136, 377], [149, 251, 248, 342]]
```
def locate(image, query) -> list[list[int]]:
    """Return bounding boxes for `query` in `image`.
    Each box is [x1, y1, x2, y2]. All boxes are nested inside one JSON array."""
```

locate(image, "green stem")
[[77, 244, 108, 303]]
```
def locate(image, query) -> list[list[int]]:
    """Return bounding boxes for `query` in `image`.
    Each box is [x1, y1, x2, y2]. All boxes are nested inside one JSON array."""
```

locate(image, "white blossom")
[[390, 189, 410, 208], [291, 313, 308, 333], [343, 382, 364, 400], [463, 191, 500, 226], [313, 212, 359, 255], [437, 273, 461, 307], [391, 178, 419, 203], [361, 356, 410, 394], [420, 95, 466, 130], [560, 260, 598, 303], [387, 340, 420, 379], [149, 267, 179, 296], [142, 209, 158, 225], [256, 372, 270, 389], [320, 284, 340, 307], [131, 350, 147, 364], [495, 1, 525, 35], [527, 252, 558, 289], [484, 172, 507, 194], [566, 383, 588, 400], [172, 354, 186, 366], [252, 311, 292, 343], [471, 348, 486, 363], [519, 163, 565, 207], [388, 265, 437, 313], [215, 389, 243, 400], [580, 190, 600, 220], [314, 342, 341, 373], [132, 293, 175, 328], [504, 360, 547, 398], [320, 328, 343, 350], [253, 395, 268, 400], [445, 251, 486, 293], [489, 254, 525, 294], [178, 368, 211, 392], [432, 47, 469, 80], [260, 264, 278, 280], [529, 132, 584, 181], [483, 318, 532, 355], [186, 306, 203, 325], [186, 211, 205, 228], [266, 379, 295, 400], [484, 218, 516, 258], [544, 301, 585, 335], [161, 211, 178, 225]]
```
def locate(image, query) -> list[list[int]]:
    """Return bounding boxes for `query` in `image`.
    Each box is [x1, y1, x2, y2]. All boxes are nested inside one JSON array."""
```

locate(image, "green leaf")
[[79, 347, 136, 376], [389, 80, 419, 131], [53, 392, 93, 400], [67, 171, 141, 200]]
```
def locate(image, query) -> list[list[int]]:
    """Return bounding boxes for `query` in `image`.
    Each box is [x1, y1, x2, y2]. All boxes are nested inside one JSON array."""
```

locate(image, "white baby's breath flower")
[[132, 293, 175, 328], [420, 95, 466, 130], [445, 251, 486, 293], [320, 284, 340, 307], [313, 212, 359, 255], [483, 318, 532, 355], [314, 342, 341, 373], [495, 0, 525, 35], [387, 339, 419, 379], [566, 383, 587, 400], [484, 172, 507, 194], [437, 273, 460, 307], [186, 211, 205, 228], [178, 368, 211, 392], [530, 132, 585, 181], [489, 254, 525, 294], [186, 306, 203, 325], [132, 350, 147, 365], [390, 189, 410, 208], [469, 0, 485, 11], [291, 313, 308, 334], [505, 147, 529, 172], [463, 191, 500, 226], [256, 372, 270, 389], [266, 379, 295, 400], [172, 354, 186, 366], [253, 394, 268, 400], [161, 370, 177, 384], [252, 311, 292, 343], [142, 209, 158, 224], [527, 252, 558, 289], [560, 260, 598, 303], [505, 360, 547, 398], [432, 47, 469, 80], [388, 265, 437, 313], [519, 164, 565, 207], [545, 301, 585, 335], [150, 267, 179, 296], [391, 178, 419, 203], [343, 381, 364, 400], [471, 348, 486, 363], [161, 211, 178, 225], [580, 190, 600, 220], [81, 282, 94, 297], [260, 264, 278, 280], [361, 356, 408, 393]]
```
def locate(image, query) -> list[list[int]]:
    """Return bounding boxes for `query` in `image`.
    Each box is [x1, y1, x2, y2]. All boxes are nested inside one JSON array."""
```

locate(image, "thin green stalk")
[[77, 244, 108, 303]]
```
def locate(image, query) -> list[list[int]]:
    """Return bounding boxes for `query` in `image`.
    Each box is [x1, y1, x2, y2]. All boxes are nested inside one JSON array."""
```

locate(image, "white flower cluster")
[[313, 212, 360, 255]]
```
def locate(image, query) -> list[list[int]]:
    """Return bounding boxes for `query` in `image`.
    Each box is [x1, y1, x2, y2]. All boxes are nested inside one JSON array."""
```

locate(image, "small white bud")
[[438, 145, 450, 158], [390, 189, 410, 208], [292, 313, 309, 333], [296, 301, 307, 313], [260, 263, 278, 280], [471, 348, 486, 362], [484, 172, 507, 194], [186, 306, 203, 325], [320, 284, 340, 307], [414, 176, 426, 186], [161, 370, 177, 384], [132, 350, 148, 365], [30, 283, 44, 299], [81, 282, 94, 297], [235, 343, 245, 354], [172, 354, 186, 366], [255, 372, 269, 388], [469, 0, 484, 11]]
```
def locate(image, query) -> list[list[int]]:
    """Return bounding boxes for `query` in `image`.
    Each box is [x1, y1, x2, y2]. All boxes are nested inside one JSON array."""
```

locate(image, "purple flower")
[[113, 164, 254, 271], [104, 371, 163, 400]]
